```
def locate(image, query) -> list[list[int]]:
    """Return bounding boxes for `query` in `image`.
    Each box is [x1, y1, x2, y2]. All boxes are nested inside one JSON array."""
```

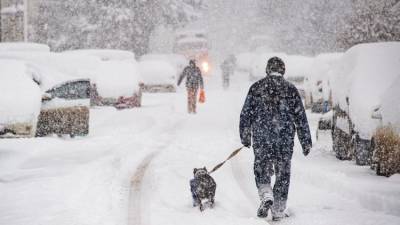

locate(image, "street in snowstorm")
[[1, 1, 399, 225]]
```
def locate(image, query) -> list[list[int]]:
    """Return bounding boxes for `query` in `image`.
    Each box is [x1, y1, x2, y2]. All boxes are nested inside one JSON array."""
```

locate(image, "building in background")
[[0, 0, 39, 42]]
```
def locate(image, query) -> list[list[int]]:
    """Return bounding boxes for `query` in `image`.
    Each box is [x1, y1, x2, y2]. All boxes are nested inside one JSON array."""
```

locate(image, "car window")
[[48, 80, 90, 99]]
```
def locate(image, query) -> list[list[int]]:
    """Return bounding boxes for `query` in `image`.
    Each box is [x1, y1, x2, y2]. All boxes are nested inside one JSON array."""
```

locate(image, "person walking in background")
[[178, 60, 204, 114], [220, 55, 236, 89], [239, 57, 312, 221]]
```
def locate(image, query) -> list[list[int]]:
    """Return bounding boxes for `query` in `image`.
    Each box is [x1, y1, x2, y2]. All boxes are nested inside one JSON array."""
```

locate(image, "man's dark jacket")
[[240, 74, 312, 156], [178, 65, 204, 89]]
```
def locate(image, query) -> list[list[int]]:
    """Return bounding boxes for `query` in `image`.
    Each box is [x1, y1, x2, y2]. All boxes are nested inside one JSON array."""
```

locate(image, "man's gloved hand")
[[303, 145, 311, 156], [242, 141, 251, 148]]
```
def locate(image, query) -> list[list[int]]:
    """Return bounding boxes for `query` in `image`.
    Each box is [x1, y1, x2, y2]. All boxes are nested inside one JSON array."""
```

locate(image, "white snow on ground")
[[0, 62, 399, 225]]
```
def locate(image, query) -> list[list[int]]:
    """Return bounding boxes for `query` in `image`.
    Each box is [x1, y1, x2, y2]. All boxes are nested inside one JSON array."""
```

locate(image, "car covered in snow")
[[62, 50, 142, 109], [0, 59, 90, 138], [138, 59, 178, 93], [330, 42, 400, 169], [304, 53, 342, 113]]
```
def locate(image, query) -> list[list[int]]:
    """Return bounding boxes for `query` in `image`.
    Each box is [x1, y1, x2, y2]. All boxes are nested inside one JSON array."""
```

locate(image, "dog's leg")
[[199, 202, 204, 211], [209, 197, 215, 208]]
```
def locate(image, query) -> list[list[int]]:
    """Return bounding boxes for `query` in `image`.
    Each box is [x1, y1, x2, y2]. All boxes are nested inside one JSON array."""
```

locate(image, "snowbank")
[[0, 60, 41, 125], [63, 49, 135, 61], [0, 43, 50, 52], [138, 60, 177, 85], [331, 42, 400, 139]]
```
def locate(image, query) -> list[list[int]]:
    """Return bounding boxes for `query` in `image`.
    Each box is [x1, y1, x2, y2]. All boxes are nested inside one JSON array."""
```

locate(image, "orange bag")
[[199, 89, 206, 103]]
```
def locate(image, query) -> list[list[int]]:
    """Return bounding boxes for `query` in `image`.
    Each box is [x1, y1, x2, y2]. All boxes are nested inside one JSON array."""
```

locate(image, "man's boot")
[[257, 184, 273, 218]]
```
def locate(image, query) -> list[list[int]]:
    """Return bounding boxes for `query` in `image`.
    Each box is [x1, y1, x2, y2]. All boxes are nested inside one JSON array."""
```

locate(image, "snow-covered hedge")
[[331, 42, 400, 139], [0, 60, 42, 125]]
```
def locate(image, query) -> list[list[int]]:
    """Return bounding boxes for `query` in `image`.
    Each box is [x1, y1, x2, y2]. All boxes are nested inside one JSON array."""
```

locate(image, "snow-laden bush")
[[372, 126, 400, 177]]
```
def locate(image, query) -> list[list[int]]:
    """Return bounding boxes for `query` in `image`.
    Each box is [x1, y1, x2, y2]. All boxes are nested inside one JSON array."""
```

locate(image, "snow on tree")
[[30, 0, 204, 55], [337, 0, 400, 50]]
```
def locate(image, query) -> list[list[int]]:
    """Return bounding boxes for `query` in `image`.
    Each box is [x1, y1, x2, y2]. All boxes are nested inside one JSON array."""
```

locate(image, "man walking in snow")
[[178, 60, 204, 114], [239, 57, 312, 221]]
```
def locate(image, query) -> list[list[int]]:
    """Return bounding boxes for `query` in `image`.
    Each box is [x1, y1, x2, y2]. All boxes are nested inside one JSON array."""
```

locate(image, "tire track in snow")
[[129, 152, 158, 225], [128, 103, 186, 225]]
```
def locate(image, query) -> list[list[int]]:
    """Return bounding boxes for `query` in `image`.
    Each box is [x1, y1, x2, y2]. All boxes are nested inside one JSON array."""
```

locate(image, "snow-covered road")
[[1, 76, 399, 225]]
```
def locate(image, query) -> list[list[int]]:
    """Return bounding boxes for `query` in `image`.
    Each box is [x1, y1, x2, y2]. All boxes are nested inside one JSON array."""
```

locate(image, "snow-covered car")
[[0, 60, 42, 138], [0, 42, 51, 52], [140, 53, 187, 75], [0, 59, 90, 138], [36, 79, 90, 137], [138, 60, 178, 93], [62, 50, 142, 109], [330, 42, 400, 167], [303, 53, 342, 112], [316, 111, 333, 141]]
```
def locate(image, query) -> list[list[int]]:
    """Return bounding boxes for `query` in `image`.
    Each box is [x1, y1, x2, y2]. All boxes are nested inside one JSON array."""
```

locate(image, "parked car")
[[316, 111, 333, 140], [36, 79, 90, 137], [0, 59, 90, 138], [62, 50, 142, 109], [304, 53, 342, 112], [330, 42, 400, 168], [138, 60, 178, 93], [0, 49, 142, 110]]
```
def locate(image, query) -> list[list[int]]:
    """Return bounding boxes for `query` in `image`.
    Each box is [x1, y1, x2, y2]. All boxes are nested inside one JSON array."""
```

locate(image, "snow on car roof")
[[0, 42, 50, 52], [0, 51, 140, 97], [331, 42, 400, 139], [63, 49, 135, 61], [380, 76, 400, 132], [176, 37, 208, 44], [0, 52, 91, 90], [0, 59, 42, 124], [138, 60, 177, 85], [140, 54, 188, 72]]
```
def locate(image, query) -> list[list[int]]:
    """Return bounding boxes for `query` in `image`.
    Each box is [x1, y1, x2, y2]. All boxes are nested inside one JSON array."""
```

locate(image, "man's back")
[[240, 74, 312, 152]]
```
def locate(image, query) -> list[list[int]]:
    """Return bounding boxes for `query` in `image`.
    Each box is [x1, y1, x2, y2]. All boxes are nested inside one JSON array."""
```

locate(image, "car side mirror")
[[371, 105, 382, 120], [42, 93, 53, 102]]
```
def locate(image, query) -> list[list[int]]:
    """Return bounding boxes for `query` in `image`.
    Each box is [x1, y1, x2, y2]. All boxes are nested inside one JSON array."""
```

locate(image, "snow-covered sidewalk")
[[1, 83, 399, 225]]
